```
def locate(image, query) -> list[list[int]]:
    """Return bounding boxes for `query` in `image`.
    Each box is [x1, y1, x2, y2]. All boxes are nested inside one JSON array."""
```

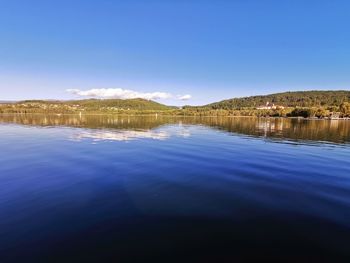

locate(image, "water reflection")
[[70, 129, 170, 142], [0, 114, 349, 143], [1, 114, 350, 262]]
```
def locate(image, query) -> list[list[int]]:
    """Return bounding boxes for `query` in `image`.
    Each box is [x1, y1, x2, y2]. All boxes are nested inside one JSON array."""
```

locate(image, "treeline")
[[2, 104, 350, 118], [1, 91, 350, 118], [288, 102, 350, 118], [0, 98, 172, 114], [65, 98, 172, 110], [177, 103, 350, 118], [16, 98, 171, 110], [195, 90, 350, 109]]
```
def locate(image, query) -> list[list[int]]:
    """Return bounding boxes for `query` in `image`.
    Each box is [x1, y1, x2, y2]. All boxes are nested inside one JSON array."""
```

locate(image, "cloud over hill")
[[67, 88, 191, 101]]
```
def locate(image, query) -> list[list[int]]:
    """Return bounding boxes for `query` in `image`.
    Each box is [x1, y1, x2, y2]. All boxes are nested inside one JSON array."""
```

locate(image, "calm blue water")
[[0, 115, 350, 262]]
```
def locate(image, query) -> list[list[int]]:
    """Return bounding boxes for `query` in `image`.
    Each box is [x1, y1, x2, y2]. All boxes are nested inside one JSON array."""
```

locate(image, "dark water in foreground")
[[0, 114, 350, 262]]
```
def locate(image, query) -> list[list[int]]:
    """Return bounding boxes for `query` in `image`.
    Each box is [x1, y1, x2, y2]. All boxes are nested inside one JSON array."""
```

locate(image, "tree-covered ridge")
[[1, 90, 350, 118], [11, 98, 172, 111], [66, 98, 172, 110], [200, 90, 350, 109]]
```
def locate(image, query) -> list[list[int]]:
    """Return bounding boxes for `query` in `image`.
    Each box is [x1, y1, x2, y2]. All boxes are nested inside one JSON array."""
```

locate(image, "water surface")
[[0, 114, 350, 262]]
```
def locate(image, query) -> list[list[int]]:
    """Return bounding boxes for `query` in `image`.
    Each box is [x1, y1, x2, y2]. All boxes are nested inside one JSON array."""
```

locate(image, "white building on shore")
[[256, 102, 285, 110]]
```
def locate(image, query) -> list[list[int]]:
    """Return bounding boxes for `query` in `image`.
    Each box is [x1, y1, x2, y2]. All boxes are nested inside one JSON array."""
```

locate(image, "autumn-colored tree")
[[340, 102, 350, 116]]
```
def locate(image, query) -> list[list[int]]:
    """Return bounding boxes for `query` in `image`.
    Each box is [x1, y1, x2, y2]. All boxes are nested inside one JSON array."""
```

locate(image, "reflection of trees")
[[0, 114, 171, 130], [1, 114, 349, 144], [189, 117, 350, 143], [192, 117, 350, 143]]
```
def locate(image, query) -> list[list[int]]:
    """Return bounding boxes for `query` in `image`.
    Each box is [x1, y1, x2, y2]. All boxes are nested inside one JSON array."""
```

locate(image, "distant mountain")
[[16, 98, 173, 111], [194, 90, 350, 109], [0, 101, 16, 104]]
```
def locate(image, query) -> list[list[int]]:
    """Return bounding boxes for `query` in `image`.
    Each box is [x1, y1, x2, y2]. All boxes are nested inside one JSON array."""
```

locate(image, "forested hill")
[[67, 98, 172, 110], [199, 90, 350, 109], [16, 98, 172, 111]]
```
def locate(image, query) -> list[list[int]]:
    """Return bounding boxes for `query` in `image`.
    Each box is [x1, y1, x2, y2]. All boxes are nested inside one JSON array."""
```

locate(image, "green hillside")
[[199, 90, 350, 110], [0, 98, 172, 114], [2, 90, 350, 118], [16, 98, 171, 111], [66, 98, 171, 110]]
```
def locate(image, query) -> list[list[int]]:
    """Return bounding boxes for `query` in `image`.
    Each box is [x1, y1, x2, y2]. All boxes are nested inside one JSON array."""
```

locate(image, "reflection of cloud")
[[177, 129, 191, 138], [71, 129, 170, 142]]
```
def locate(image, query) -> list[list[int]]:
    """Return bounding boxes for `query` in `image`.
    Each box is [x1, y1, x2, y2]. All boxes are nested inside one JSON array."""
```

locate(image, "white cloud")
[[177, 94, 192, 100], [66, 88, 172, 100], [67, 88, 192, 101]]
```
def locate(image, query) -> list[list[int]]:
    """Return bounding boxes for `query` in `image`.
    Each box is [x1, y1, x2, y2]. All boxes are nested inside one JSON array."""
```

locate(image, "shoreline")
[[1, 112, 350, 121]]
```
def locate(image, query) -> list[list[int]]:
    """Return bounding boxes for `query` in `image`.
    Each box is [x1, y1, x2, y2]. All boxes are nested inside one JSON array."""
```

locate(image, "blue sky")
[[0, 0, 349, 105]]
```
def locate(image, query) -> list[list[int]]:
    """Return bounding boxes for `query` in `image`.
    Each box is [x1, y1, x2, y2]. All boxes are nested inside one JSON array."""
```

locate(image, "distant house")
[[256, 102, 284, 110]]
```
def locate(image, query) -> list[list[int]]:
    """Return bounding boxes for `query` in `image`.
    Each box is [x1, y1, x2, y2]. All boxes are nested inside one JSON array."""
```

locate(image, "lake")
[[0, 114, 350, 262]]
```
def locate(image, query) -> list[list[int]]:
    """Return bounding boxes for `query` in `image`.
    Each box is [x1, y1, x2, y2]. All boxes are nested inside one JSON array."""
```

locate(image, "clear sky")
[[0, 0, 349, 105]]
